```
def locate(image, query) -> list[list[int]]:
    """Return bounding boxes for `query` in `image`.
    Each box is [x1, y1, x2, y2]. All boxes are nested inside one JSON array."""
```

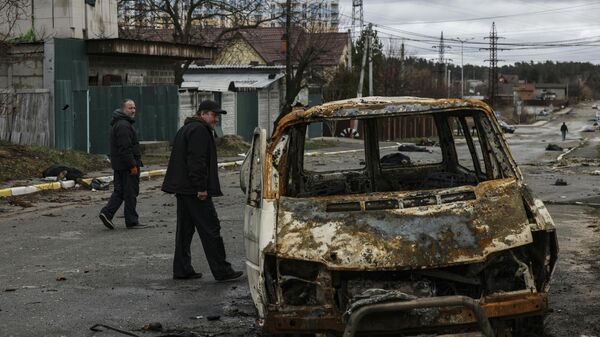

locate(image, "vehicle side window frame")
[[473, 115, 502, 179], [247, 133, 263, 208], [458, 115, 484, 178]]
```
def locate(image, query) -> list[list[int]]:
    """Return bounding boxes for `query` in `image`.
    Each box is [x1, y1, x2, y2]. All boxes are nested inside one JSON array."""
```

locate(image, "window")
[[247, 133, 263, 207], [303, 120, 365, 173], [377, 116, 442, 168], [448, 113, 508, 181], [285, 120, 368, 197], [284, 112, 513, 198]]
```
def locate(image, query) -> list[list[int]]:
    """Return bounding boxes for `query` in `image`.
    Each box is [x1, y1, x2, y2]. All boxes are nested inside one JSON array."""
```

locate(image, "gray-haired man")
[[99, 99, 148, 230]]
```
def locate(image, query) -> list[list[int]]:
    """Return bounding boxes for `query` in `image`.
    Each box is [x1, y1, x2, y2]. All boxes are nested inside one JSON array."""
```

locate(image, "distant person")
[[162, 100, 243, 282], [560, 122, 568, 141], [99, 99, 148, 230]]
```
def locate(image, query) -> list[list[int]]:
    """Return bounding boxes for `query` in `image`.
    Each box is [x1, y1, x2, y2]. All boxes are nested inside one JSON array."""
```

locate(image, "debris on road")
[[8, 197, 33, 208], [206, 315, 221, 321], [42, 164, 84, 181], [546, 144, 564, 151], [90, 323, 140, 337], [397, 143, 431, 152], [142, 322, 163, 331], [417, 138, 436, 146], [554, 178, 568, 186], [56, 276, 67, 281]]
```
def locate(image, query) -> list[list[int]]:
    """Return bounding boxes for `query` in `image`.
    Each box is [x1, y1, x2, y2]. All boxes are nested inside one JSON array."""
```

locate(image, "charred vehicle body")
[[240, 97, 558, 337]]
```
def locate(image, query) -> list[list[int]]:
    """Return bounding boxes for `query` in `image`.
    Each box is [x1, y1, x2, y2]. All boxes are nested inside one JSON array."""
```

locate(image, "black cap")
[[198, 100, 227, 114]]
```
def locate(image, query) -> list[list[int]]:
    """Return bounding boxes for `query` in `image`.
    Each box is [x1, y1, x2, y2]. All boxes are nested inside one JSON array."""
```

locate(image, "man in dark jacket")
[[560, 122, 568, 141], [99, 99, 148, 230], [162, 100, 243, 282]]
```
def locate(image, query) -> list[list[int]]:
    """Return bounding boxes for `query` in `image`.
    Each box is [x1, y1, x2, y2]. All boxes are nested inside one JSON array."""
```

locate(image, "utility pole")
[[369, 28, 373, 97], [352, 0, 364, 38], [347, 28, 352, 69], [447, 69, 451, 98], [357, 24, 371, 98], [284, 0, 293, 113], [456, 37, 474, 98], [432, 32, 452, 94], [481, 22, 505, 108]]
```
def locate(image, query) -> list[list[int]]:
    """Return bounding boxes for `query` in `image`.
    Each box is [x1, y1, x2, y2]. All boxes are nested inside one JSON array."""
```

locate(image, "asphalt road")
[[1, 102, 600, 337]]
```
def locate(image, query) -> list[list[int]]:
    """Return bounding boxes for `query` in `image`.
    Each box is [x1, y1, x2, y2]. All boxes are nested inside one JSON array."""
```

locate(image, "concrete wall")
[[89, 55, 175, 85], [178, 90, 196, 129], [0, 44, 45, 90], [221, 92, 237, 135], [258, 84, 281, 136], [2, 0, 117, 41]]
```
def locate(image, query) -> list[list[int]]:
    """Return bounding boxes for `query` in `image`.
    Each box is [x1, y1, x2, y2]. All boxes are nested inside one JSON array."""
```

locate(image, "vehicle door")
[[241, 128, 267, 306]]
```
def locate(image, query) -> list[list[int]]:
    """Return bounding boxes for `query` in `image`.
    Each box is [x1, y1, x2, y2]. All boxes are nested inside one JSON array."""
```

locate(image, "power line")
[[344, 0, 600, 26], [481, 22, 505, 108]]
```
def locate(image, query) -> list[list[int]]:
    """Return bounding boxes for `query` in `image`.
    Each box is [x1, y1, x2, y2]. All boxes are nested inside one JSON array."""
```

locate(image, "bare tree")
[[0, 0, 27, 111], [117, 0, 345, 114], [118, 0, 284, 84], [0, 0, 27, 49], [280, 0, 344, 116]]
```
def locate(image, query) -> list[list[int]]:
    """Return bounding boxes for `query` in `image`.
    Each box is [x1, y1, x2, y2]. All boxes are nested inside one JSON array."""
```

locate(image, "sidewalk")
[[0, 157, 244, 199], [514, 107, 573, 128]]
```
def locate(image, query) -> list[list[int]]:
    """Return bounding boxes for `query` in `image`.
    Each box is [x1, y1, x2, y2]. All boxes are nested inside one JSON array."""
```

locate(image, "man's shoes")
[[126, 224, 150, 229], [173, 272, 203, 280], [215, 270, 243, 282], [99, 213, 114, 230]]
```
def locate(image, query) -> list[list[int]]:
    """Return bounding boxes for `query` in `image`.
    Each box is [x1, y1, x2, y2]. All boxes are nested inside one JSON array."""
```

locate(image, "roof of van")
[[280, 96, 494, 125]]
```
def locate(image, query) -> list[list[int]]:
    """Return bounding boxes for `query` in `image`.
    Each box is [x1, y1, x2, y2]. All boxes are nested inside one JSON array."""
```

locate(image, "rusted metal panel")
[[274, 178, 532, 270], [262, 292, 547, 334], [86, 39, 214, 60], [271, 97, 493, 138], [247, 96, 558, 336]]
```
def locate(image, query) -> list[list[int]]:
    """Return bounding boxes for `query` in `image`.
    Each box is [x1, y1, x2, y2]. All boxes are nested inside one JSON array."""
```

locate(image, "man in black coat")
[[99, 99, 148, 230], [560, 122, 568, 141], [162, 100, 243, 282]]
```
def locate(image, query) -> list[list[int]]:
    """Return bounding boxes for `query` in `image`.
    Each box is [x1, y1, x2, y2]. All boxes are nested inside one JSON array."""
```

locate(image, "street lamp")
[[456, 37, 474, 98]]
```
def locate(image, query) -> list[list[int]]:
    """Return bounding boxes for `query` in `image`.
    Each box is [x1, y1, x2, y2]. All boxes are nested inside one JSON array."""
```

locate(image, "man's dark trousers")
[[173, 195, 232, 278], [101, 169, 139, 226]]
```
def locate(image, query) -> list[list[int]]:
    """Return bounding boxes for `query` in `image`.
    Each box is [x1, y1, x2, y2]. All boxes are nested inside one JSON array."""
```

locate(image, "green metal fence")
[[52, 38, 179, 153], [236, 92, 259, 141], [87, 86, 179, 154]]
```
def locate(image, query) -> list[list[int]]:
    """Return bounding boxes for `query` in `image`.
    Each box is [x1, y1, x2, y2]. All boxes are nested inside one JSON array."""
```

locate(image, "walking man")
[[99, 99, 148, 230], [162, 100, 243, 282], [560, 122, 568, 141]]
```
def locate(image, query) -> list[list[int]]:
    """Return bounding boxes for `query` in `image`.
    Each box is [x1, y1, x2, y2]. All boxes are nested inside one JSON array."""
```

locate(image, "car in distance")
[[498, 119, 516, 134]]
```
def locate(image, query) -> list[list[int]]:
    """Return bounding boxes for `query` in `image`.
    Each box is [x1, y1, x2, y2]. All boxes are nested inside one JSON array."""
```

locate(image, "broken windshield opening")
[[283, 110, 513, 197]]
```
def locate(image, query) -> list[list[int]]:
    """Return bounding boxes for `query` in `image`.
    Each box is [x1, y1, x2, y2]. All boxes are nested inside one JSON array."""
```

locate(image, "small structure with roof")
[[181, 65, 285, 140]]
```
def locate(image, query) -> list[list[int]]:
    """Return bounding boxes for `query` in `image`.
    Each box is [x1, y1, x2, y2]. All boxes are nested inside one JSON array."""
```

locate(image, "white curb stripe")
[[0, 144, 399, 199], [11, 186, 38, 196]]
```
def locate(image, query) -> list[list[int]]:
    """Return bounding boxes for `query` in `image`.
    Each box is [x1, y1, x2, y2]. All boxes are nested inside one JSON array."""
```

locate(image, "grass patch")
[[142, 154, 171, 166], [216, 135, 250, 158], [0, 140, 109, 182], [305, 139, 342, 150]]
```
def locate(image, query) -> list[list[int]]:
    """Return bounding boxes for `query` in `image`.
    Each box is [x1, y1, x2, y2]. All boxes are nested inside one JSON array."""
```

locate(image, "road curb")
[[556, 138, 587, 162], [0, 161, 244, 199]]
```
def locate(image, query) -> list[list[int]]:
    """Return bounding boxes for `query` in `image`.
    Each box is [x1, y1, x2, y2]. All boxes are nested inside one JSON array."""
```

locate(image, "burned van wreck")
[[240, 97, 558, 337]]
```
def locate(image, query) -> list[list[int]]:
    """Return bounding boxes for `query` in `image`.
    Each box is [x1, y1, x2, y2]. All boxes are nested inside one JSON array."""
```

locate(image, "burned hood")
[[275, 179, 532, 270]]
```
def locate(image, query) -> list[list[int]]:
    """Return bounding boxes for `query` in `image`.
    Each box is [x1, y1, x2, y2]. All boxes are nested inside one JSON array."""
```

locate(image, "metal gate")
[[236, 92, 259, 141], [87, 86, 179, 154]]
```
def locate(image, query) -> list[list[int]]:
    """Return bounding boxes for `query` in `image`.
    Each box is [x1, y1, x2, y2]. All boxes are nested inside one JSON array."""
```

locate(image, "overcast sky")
[[337, 0, 600, 66]]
